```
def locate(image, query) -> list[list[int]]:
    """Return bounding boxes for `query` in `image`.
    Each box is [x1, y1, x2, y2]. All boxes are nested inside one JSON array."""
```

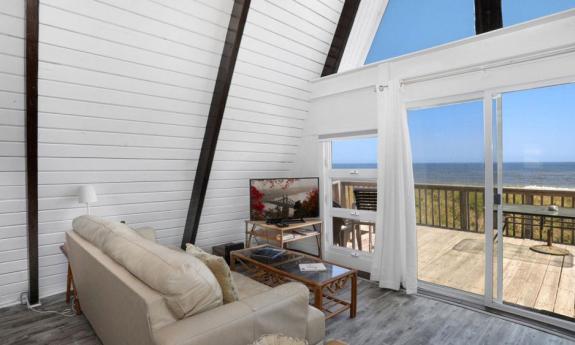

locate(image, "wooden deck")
[[417, 226, 575, 319]]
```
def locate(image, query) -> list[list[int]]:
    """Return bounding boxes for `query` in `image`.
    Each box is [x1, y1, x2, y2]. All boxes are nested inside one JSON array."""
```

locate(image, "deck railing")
[[333, 181, 575, 245], [414, 184, 575, 245]]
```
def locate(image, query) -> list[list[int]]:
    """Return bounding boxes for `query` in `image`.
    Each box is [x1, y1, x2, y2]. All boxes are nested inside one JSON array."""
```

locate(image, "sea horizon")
[[332, 162, 575, 189]]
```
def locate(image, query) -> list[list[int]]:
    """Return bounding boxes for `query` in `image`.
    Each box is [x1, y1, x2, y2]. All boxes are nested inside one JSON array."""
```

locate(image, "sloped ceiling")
[[196, 0, 345, 247]]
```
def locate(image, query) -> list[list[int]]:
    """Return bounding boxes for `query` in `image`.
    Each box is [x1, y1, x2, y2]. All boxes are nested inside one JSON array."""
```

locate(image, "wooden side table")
[[60, 245, 82, 315], [245, 219, 323, 258]]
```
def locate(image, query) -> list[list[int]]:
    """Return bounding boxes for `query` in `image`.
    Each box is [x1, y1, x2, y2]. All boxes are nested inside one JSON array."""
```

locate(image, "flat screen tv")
[[250, 178, 319, 222]]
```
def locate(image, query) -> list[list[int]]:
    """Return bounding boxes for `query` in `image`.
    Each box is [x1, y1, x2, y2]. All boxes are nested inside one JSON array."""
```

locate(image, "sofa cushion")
[[186, 244, 240, 304], [73, 215, 223, 319], [73, 215, 133, 248]]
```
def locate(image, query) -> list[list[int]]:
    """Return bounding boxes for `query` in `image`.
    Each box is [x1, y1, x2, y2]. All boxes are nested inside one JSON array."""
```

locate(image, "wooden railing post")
[[524, 192, 533, 239], [460, 190, 469, 231]]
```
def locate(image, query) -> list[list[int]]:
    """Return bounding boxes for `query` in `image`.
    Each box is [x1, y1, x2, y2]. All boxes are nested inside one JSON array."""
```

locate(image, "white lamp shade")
[[79, 185, 98, 204]]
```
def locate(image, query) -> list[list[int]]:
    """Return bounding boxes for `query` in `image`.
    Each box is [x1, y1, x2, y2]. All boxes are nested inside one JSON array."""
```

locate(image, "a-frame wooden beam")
[[25, 0, 40, 305], [181, 0, 251, 248], [474, 0, 503, 34], [322, 0, 361, 77]]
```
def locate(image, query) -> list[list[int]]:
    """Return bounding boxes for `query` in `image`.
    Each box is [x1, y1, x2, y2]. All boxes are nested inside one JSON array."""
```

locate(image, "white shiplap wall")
[[0, 0, 28, 308], [195, 0, 344, 247], [0, 0, 343, 307], [0, 0, 233, 307]]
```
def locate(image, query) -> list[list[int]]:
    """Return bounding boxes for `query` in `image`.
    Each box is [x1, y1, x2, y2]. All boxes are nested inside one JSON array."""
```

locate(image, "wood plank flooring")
[[416, 226, 575, 318], [0, 295, 99, 345], [1, 281, 574, 345], [327, 280, 575, 345]]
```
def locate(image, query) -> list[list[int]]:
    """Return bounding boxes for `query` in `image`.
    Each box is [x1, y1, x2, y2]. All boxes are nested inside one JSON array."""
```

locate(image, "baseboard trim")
[[0, 285, 65, 310]]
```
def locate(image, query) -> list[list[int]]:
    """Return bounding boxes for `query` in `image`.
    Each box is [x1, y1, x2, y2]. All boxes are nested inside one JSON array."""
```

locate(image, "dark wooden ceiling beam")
[[474, 0, 503, 34], [25, 0, 39, 305], [321, 0, 361, 77], [181, 0, 251, 248]]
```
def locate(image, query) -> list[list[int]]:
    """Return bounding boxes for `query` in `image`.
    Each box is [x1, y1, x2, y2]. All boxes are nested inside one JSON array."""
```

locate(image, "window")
[[365, 1, 575, 65], [365, 0, 475, 63], [331, 137, 377, 169], [327, 137, 377, 253], [503, 0, 575, 27]]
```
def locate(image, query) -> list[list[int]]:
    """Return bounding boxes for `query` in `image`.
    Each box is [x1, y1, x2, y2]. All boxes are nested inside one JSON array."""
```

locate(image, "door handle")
[[494, 193, 502, 205]]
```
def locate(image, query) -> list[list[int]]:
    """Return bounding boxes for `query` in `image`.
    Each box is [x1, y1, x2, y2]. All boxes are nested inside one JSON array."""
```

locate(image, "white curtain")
[[370, 79, 418, 294]]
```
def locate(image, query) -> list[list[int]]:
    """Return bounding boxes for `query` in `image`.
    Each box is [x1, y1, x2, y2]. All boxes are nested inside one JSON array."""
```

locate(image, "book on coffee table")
[[299, 263, 326, 272]]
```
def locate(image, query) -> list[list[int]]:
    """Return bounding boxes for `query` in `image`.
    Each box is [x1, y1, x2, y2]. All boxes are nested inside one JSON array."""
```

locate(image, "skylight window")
[[365, 0, 575, 64], [365, 0, 475, 63]]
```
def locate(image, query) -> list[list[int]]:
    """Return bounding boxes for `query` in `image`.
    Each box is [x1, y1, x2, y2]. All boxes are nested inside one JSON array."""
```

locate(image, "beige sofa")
[[66, 230, 325, 345]]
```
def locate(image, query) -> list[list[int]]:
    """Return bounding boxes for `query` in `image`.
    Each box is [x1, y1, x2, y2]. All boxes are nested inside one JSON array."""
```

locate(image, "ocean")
[[332, 162, 575, 189]]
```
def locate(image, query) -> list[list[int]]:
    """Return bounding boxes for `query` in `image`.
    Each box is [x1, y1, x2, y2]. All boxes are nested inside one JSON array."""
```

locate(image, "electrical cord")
[[20, 292, 76, 318]]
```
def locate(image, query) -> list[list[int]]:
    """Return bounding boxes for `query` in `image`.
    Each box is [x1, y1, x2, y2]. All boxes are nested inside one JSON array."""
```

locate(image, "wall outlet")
[[20, 291, 42, 308], [20, 292, 27, 305]]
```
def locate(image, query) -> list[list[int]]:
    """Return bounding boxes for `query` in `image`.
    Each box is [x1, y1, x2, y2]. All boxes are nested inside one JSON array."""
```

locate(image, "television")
[[250, 178, 319, 222]]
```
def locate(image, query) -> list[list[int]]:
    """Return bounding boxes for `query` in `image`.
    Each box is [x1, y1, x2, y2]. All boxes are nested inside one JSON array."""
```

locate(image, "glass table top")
[[233, 245, 353, 284]]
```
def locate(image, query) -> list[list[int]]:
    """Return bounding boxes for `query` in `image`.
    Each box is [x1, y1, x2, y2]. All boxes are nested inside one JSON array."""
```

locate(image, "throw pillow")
[[185, 243, 240, 304]]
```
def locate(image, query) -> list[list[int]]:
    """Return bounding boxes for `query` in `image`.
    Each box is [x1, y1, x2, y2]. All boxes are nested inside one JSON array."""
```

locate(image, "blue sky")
[[332, 1, 575, 166], [408, 101, 484, 163], [408, 85, 575, 163], [332, 137, 377, 166]]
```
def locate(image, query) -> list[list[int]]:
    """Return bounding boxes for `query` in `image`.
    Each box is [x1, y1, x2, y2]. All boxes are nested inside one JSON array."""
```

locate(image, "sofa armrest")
[[154, 282, 310, 345]]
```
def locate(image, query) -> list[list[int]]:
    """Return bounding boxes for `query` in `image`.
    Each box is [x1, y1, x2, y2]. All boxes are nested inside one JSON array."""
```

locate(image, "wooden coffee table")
[[230, 245, 357, 319]]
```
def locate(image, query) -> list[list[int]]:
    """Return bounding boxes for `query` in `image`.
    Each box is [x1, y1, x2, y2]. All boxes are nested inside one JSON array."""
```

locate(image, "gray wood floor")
[[327, 280, 575, 345], [1, 279, 573, 345], [0, 294, 99, 345]]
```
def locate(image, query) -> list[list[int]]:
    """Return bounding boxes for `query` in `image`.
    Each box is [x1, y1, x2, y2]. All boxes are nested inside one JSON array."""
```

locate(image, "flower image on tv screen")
[[250, 178, 319, 221]]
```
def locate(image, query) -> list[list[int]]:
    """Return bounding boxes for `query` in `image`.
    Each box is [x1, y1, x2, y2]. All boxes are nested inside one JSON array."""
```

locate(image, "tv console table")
[[245, 219, 323, 258]]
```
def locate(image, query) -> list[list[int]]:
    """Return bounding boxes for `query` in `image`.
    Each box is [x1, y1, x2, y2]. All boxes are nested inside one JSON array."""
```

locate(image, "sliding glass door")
[[408, 100, 486, 296], [490, 83, 575, 322], [408, 82, 575, 329]]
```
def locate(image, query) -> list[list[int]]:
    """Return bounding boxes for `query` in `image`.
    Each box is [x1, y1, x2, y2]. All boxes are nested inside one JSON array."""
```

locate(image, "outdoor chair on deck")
[[352, 189, 377, 252]]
